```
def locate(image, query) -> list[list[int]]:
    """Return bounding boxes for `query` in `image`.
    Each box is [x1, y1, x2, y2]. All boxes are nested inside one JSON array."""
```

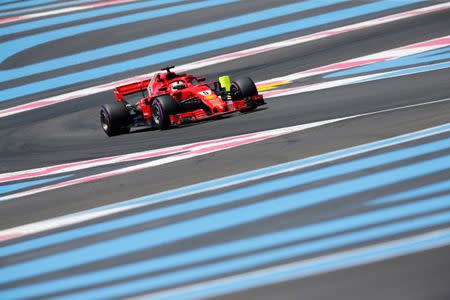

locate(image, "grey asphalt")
[[0, 1, 449, 299]]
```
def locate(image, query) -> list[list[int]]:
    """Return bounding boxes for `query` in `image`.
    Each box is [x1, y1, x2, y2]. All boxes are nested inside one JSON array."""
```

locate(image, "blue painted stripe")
[[0, 0, 423, 102], [368, 178, 450, 206], [326, 46, 450, 78], [0, 0, 236, 63], [2, 136, 449, 258], [1, 153, 449, 285], [356, 60, 450, 83], [51, 211, 450, 300], [0, 175, 71, 196], [4, 195, 450, 299], [0, 0, 345, 82], [0, 0, 25, 8], [0, 0, 56, 11], [95, 123, 450, 212], [161, 226, 450, 300], [0, 0, 186, 36]]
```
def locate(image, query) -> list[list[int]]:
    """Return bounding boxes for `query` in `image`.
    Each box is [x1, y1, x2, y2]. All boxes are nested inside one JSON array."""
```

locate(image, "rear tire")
[[151, 95, 179, 130], [100, 102, 131, 137]]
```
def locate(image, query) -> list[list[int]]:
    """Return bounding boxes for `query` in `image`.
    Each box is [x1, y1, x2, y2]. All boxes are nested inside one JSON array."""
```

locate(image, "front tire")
[[230, 77, 258, 99], [231, 77, 258, 111], [151, 95, 179, 130], [100, 102, 131, 137]]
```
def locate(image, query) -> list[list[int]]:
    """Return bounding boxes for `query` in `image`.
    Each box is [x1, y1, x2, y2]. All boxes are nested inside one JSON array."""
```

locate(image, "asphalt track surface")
[[0, 1, 449, 299]]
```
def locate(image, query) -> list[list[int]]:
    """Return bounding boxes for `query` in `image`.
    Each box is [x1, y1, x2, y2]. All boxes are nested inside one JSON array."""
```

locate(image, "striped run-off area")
[[1, 1, 450, 299], [1, 121, 450, 299]]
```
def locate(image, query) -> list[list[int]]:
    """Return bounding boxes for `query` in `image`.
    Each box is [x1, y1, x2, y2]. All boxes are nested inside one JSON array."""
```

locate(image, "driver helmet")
[[171, 80, 186, 90]]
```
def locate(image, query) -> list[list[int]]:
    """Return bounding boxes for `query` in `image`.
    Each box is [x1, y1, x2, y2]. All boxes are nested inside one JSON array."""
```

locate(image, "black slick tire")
[[100, 102, 131, 137], [230, 77, 258, 99], [231, 77, 258, 111], [151, 95, 179, 130]]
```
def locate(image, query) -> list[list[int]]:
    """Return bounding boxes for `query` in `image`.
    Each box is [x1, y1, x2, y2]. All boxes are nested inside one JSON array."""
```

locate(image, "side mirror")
[[197, 77, 206, 82]]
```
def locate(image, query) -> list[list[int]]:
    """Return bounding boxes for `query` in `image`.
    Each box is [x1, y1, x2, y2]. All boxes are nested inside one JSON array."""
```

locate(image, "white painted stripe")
[[141, 228, 450, 300], [0, 0, 100, 19], [259, 35, 450, 85], [1, 2, 449, 118], [262, 73, 381, 98], [3, 97, 449, 186], [0, 0, 139, 25], [1, 100, 449, 241], [261, 61, 450, 99], [0, 134, 260, 184], [0, 118, 340, 201]]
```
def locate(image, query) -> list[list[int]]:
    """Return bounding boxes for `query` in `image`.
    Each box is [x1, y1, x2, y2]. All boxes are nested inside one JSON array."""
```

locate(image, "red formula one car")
[[100, 66, 265, 136]]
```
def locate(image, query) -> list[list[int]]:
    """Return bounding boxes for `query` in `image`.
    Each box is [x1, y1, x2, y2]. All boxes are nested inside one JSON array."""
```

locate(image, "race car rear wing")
[[114, 79, 151, 102]]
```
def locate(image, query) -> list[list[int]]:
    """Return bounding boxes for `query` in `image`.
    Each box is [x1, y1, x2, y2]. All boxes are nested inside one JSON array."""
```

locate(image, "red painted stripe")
[[0, 0, 138, 25], [2, 3, 449, 118], [306, 58, 391, 73], [404, 36, 450, 49], [0, 233, 23, 242]]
